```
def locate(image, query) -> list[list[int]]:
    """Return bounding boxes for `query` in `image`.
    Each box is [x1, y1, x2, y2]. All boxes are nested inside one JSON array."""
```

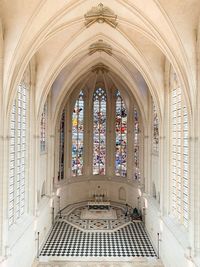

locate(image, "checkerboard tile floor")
[[40, 221, 156, 258]]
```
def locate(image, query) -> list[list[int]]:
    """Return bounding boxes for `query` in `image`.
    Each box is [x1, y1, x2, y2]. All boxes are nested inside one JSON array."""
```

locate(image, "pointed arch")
[[93, 88, 107, 175], [115, 90, 127, 177], [72, 90, 84, 176]]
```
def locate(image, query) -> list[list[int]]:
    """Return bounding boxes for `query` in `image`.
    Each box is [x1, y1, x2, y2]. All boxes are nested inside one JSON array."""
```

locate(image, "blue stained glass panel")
[[115, 90, 127, 177], [93, 88, 106, 175], [134, 108, 140, 180], [59, 110, 65, 181], [72, 91, 84, 176], [153, 101, 159, 152]]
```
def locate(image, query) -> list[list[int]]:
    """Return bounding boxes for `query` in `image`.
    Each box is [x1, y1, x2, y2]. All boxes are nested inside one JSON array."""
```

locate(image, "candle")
[[34, 219, 38, 231], [50, 198, 54, 207], [56, 188, 60, 196]]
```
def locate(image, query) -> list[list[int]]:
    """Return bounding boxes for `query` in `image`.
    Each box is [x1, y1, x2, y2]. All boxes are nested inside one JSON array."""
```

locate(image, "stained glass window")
[[9, 82, 28, 227], [58, 110, 65, 181], [72, 91, 84, 176], [40, 101, 47, 152], [93, 88, 106, 175], [115, 90, 127, 177], [171, 73, 189, 227], [134, 108, 140, 180], [152, 101, 159, 152]]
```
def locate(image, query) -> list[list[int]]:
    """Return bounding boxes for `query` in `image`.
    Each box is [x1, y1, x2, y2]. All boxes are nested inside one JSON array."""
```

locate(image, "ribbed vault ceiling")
[[0, 0, 200, 123]]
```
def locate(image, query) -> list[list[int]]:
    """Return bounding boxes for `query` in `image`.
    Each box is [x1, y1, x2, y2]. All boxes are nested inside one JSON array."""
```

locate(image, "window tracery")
[[93, 88, 107, 175], [9, 81, 29, 227], [58, 87, 143, 182], [40, 101, 48, 153], [115, 90, 127, 177], [72, 91, 84, 176], [152, 101, 159, 153], [170, 73, 189, 227], [134, 108, 140, 181], [58, 110, 65, 181]]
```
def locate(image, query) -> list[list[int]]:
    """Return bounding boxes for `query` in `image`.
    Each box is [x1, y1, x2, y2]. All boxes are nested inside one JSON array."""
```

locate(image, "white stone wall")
[[144, 197, 194, 267], [58, 180, 139, 209], [2, 199, 52, 267], [0, 2, 200, 267]]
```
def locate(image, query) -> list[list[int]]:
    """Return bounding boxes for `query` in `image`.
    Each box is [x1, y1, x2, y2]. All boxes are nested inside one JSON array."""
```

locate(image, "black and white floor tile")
[[40, 221, 156, 258], [65, 204, 129, 231]]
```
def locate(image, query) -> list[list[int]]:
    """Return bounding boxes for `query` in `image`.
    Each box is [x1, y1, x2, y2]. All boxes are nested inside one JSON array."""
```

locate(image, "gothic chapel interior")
[[0, 1, 200, 267]]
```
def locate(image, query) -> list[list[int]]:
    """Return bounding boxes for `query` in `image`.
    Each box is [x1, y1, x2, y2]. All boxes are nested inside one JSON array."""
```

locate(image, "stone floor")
[[81, 208, 117, 220], [63, 203, 129, 231], [40, 221, 156, 258], [36, 203, 164, 267], [34, 260, 164, 267]]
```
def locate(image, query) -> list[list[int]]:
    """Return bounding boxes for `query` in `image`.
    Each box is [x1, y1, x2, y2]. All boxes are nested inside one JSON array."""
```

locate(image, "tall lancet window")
[[58, 110, 65, 181], [134, 108, 140, 180], [9, 80, 29, 227], [72, 91, 84, 176], [115, 90, 127, 177], [171, 73, 189, 227], [93, 88, 107, 175], [152, 101, 159, 153], [40, 101, 48, 153]]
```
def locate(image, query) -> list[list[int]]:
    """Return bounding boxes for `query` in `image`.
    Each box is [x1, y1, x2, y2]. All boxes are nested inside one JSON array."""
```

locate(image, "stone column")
[[65, 103, 71, 181], [85, 88, 93, 177], [0, 21, 4, 257], [106, 88, 115, 178]]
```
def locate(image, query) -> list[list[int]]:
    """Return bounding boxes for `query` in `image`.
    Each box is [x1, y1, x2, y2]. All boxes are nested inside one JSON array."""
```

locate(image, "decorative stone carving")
[[89, 39, 112, 55], [92, 63, 109, 74], [84, 3, 118, 28]]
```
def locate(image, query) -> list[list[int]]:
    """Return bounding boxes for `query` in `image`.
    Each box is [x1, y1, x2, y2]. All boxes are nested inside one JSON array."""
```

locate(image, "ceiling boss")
[[84, 3, 118, 28]]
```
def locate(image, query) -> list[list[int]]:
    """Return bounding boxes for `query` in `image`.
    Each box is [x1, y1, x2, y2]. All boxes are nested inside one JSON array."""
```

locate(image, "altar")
[[81, 189, 116, 220], [87, 201, 111, 210], [81, 206, 117, 220], [88, 190, 110, 210]]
